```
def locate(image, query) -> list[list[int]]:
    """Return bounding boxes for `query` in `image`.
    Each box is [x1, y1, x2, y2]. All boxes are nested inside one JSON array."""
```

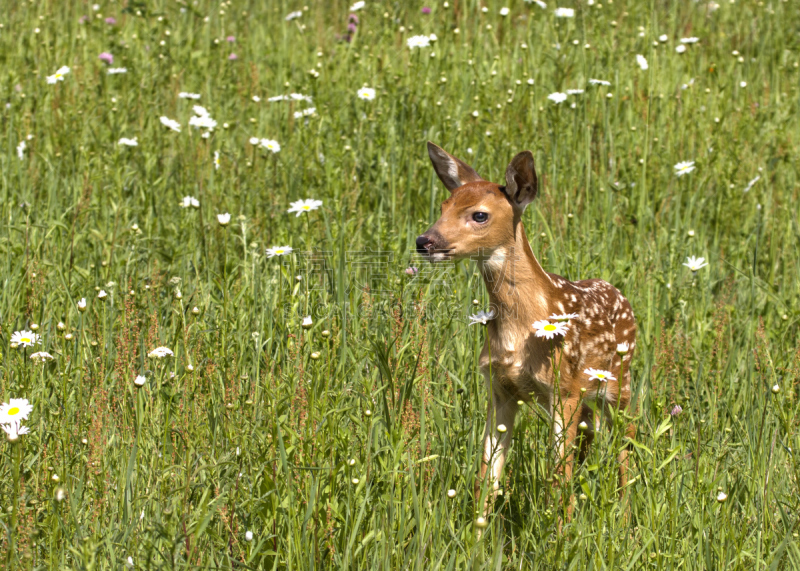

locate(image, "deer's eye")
[[472, 212, 489, 223]]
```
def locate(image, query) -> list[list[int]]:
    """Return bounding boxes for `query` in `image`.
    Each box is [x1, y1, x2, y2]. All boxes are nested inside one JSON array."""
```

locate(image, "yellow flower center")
[[303, 205, 310, 210], [20, 337, 30, 343], [275, 249, 284, 254], [597, 373, 605, 379], [544, 324, 556, 331], [8, 407, 19, 416]]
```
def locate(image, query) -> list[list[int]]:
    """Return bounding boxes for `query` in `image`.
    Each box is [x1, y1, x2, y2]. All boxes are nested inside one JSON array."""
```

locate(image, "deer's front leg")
[[476, 384, 519, 517]]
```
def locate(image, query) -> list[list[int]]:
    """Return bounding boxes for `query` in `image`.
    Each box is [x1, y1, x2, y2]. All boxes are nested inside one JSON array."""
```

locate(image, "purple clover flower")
[[422, 7, 431, 14], [105, 16, 117, 25], [228, 53, 238, 61], [99, 52, 114, 64]]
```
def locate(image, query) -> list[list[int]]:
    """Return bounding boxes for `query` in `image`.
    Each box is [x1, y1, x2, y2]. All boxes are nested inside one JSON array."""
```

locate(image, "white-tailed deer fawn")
[[416, 142, 637, 525]]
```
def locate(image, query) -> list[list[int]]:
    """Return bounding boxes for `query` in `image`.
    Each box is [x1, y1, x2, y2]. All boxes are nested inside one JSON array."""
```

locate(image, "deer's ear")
[[504, 151, 538, 210], [427, 142, 483, 192]]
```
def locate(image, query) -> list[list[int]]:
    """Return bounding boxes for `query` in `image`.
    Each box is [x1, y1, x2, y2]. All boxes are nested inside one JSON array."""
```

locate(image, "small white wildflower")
[[683, 256, 708, 271], [217, 213, 231, 226], [159, 116, 181, 132], [357, 87, 376, 101], [148, 347, 174, 359], [554, 7, 575, 17], [547, 92, 568, 104], [261, 139, 281, 153], [46, 66, 70, 84], [675, 45, 687, 54], [350, 1, 365, 11], [179, 92, 201, 100], [407, 35, 431, 49], [532, 320, 569, 339], [744, 175, 760, 192], [285, 10, 303, 21], [636, 54, 648, 70], [266, 246, 293, 258], [180, 196, 200, 208], [680, 37, 699, 44], [589, 79, 611, 86], [658, 34, 668, 42], [584, 368, 616, 382], [134, 375, 146, 387], [118, 137, 138, 146], [674, 161, 695, 177], [616, 342, 630, 355], [469, 310, 496, 326], [287, 198, 322, 216], [107, 67, 127, 74], [16, 141, 26, 160], [30, 351, 54, 362]]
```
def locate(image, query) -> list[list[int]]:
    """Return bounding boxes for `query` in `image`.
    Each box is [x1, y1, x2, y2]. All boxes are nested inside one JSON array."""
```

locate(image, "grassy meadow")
[[2, 0, 800, 568]]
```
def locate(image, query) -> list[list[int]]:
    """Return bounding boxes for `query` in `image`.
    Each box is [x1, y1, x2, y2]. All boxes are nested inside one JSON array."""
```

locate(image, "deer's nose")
[[416, 234, 433, 253]]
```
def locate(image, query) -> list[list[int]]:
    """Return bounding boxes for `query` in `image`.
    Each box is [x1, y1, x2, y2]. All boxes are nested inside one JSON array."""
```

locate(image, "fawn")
[[416, 142, 637, 522]]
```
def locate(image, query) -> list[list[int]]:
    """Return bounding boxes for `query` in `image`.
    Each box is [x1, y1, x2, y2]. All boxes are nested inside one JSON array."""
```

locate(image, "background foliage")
[[1, 0, 800, 568]]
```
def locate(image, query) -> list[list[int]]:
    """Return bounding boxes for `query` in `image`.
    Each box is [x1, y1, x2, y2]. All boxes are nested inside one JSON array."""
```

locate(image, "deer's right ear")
[[504, 151, 538, 210], [427, 142, 483, 192]]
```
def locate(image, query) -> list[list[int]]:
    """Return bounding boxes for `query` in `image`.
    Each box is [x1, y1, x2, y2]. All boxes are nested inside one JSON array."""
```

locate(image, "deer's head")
[[416, 142, 539, 263]]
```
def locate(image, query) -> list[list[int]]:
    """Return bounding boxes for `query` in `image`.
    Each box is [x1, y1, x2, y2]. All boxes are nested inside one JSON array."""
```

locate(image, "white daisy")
[[97, 289, 108, 300], [16, 141, 26, 160], [547, 92, 568, 104], [0, 398, 34, 423], [658, 34, 668, 42], [78, 298, 87, 311], [584, 368, 616, 382], [567, 89, 584, 95], [248, 137, 260, 145], [528, 0, 547, 8], [10, 330, 40, 347], [30, 351, 54, 362], [266, 246, 293, 258], [217, 213, 231, 226], [261, 139, 281, 153], [350, 1, 365, 11], [179, 92, 201, 99], [293, 107, 316, 119], [499, 7, 510, 16], [1, 421, 30, 442], [675, 45, 687, 54], [245, 530, 254, 541], [357, 87, 376, 101], [189, 115, 217, 130], [180, 196, 200, 208], [616, 342, 630, 355], [554, 7, 575, 17], [118, 137, 138, 146], [288, 198, 322, 216], [674, 160, 695, 177], [214, 151, 220, 170], [107, 67, 128, 74], [134, 375, 147, 387], [469, 310, 496, 326], [549, 313, 579, 322], [636, 54, 648, 70], [148, 347, 174, 359], [683, 256, 708, 271], [589, 79, 611, 86], [680, 37, 699, 44], [252, 95, 261, 102], [160, 116, 181, 132], [744, 175, 760, 192], [46, 66, 70, 84], [407, 35, 431, 49], [532, 320, 569, 339], [285, 10, 303, 21]]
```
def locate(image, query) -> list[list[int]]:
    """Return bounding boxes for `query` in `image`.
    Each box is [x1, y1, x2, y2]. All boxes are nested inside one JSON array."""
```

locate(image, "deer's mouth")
[[425, 248, 454, 262]]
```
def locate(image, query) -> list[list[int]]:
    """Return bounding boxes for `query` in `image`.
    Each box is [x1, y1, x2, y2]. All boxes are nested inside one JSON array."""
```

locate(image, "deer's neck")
[[479, 221, 555, 342]]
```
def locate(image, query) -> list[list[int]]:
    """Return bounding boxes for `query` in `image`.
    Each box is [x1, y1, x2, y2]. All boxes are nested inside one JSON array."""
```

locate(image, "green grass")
[[1, 0, 800, 568]]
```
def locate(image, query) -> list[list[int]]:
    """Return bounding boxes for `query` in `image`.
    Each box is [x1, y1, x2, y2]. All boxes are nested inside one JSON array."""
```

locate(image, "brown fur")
[[418, 143, 637, 523]]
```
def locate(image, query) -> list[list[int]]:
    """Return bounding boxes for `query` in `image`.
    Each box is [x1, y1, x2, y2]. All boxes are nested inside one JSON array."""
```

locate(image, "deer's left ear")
[[504, 151, 538, 210]]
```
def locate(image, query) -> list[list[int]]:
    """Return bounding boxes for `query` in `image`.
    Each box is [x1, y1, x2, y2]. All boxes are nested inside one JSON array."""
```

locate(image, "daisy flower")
[[285, 10, 303, 21], [288, 198, 323, 216], [616, 342, 630, 355], [30, 351, 54, 362], [0, 398, 33, 424], [680, 37, 699, 44], [675, 45, 687, 54], [499, 7, 510, 16], [532, 320, 569, 339], [160, 116, 181, 132], [261, 139, 281, 153], [549, 313, 578, 322], [407, 35, 431, 49], [554, 7, 575, 17], [636, 54, 648, 70], [78, 298, 87, 311], [674, 161, 695, 177], [16, 141, 25, 160], [350, 1, 365, 11], [179, 92, 201, 100], [46, 66, 70, 84], [10, 330, 40, 347], [584, 368, 616, 382], [589, 79, 611, 86], [180, 196, 200, 208], [214, 150, 220, 170], [547, 92, 568, 104], [293, 108, 316, 119], [148, 347, 174, 359], [189, 115, 217, 130], [266, 246, 293, 258], [302, 316, 313, 328], [118, 137, 138, 146], [357, 87, 376, 101], [528, 0, 548, 8], [107, 68, 127, 74], [2, 421, 30, 442], [134, 375, 147, 387], [469, 310, 496, 326], [658, 34, 668, 42], [683, 256, 708, 271], [217, 213, 231, 226], [567, 89, 584, 95], [248, 137, 260, 145], [97, 290, 108, 300]]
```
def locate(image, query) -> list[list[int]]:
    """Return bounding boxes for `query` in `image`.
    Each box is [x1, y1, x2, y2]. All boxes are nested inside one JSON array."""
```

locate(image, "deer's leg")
[[476, 386, 519, 519], [552, 397, 581, 521]]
